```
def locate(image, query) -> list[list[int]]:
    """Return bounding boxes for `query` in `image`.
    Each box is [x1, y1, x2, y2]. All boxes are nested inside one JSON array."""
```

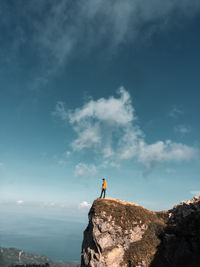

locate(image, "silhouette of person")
[[100, 178, 107, 198]]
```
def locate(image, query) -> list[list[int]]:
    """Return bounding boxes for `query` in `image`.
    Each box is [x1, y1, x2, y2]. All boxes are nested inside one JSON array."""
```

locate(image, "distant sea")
[[0, 210, 86, 262]]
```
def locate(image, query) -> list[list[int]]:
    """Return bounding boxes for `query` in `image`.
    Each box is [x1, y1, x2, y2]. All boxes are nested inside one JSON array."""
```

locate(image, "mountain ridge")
[[0, 247, 80, 267]]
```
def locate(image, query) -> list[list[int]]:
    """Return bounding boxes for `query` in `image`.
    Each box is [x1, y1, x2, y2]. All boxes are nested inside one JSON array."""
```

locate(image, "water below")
[[0, 211, 86, 262]]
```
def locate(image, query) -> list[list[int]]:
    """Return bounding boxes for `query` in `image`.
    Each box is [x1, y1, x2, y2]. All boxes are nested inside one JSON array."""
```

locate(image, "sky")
[[0, 0, 200, 243]]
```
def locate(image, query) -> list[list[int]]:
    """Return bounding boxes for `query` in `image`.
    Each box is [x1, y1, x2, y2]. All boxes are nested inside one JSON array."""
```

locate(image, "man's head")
[[102, 178, 105, 181]]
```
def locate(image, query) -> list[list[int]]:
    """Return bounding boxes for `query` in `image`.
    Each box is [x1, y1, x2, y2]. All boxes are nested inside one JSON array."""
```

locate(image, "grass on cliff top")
[[124, 220, 166, 266], [90, 198, 169, 266], [90, 198, 168, 230]]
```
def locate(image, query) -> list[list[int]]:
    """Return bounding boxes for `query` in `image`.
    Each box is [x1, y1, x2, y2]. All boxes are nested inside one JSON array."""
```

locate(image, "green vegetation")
[[124, 220, 166, 266], [91, 198, 168, 229]]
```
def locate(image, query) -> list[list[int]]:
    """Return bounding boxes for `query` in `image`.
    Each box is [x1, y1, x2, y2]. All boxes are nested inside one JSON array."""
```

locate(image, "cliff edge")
[[81, 197, 200, 267]]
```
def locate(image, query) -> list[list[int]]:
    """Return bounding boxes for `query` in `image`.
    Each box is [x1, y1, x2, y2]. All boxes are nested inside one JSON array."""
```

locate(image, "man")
[[100, 178, 107, 198]]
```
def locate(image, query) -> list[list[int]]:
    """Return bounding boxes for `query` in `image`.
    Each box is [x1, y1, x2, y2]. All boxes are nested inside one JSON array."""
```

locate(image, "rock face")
[[81, 197, 200, 267]]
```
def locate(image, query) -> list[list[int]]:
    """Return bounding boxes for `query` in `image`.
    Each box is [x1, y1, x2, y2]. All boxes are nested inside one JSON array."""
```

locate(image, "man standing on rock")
[[100, 178, 107, 198]]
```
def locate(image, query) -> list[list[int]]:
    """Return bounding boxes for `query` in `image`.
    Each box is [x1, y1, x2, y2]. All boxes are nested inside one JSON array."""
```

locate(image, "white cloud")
[[75, 163, 97, 177], [69, 87, 134, 125], [57, 87, 199, 173], [72, 123, 101, 151], [70, 88, 134, 155], [53, 101, 68, 120], [69, 88, 134, 154], [55, 88, 135, 154], [65, 151, 71, 157], [16, 200, 24, 205], [103, 146, 114, 158], [79, 201, 91, 209], [100, 160, 120, 169], [174, 125, 191, 135], [190, 191, 200, 196], [138, 140, 197, 169], [169, 106, 183, 118], [118, 126, 142, 160], [29, 0, 200, 69], [3, 1, 200, 91]]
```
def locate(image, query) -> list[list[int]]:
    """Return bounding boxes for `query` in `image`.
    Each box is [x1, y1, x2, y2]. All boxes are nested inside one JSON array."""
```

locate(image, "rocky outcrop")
[[152, 196, 200, 267], [81, 197, 200, 267]]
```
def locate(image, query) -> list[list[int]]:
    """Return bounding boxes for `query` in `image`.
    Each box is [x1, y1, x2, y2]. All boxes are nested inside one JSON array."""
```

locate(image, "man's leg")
[[100, 189, 103, 198], [103, 189, 106, 198]]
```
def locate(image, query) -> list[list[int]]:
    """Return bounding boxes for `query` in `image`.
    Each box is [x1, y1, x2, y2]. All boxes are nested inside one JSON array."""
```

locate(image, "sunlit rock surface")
[[81, 197, 200, 267]]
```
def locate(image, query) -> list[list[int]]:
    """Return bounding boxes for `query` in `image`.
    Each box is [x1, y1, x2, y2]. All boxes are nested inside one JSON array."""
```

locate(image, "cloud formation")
[[169, 106, 183, 118], [55, 87, 198, 172], [2, 0, 200, 78], [72, 123, 101, 151], [138, 140, 197, 169], [32, 0, 200, 68], [66, 88, 135, 152], [69, 87, 134, 125], [78, 201, 91, 209], [174, 125, 191, 136], [16, 200, 24, 205], [75, 163, 97, 177]]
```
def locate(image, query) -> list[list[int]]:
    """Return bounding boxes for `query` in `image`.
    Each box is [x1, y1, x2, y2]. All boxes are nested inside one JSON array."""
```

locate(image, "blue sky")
[[0, 0, 200, 222]]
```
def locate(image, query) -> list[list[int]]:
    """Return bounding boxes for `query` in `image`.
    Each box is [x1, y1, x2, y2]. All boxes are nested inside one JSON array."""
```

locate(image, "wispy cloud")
[[78, 201, 91, 209], [65, 151, 71, 157], [75, 163, 97, 177], [68, 87, 134, 125], [174, 124, 191, 136], [31, 0, 200, 69], [138, 140, 197, 169], [72, 123, 101, 151], [16, 200, 24, 205], [54, 87, 199, 173], [68, 87, 134, 153], [53, 101, 68, 120], [169, 106, 183, 118], [2, 1, 200, 88]]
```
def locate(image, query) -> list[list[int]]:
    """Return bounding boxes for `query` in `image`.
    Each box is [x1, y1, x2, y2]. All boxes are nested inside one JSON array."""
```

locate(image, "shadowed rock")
[[81, 197, 200, 267]]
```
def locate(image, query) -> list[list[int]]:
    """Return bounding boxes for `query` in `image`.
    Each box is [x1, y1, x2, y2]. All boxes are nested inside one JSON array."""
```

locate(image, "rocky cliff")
[[81, 197, 200, 267]]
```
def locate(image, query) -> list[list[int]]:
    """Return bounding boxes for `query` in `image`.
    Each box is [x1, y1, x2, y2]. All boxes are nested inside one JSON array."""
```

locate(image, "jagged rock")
[[81, 198, 167, 267], [81, 197, 200, 267]]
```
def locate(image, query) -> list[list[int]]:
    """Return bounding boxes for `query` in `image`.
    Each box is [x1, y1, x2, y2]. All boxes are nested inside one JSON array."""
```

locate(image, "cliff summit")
[[81, 197, 200, 267]]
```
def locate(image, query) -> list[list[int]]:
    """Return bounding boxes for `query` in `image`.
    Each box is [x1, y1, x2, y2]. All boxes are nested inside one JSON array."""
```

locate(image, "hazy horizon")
[[0, 207, 86, 261]]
